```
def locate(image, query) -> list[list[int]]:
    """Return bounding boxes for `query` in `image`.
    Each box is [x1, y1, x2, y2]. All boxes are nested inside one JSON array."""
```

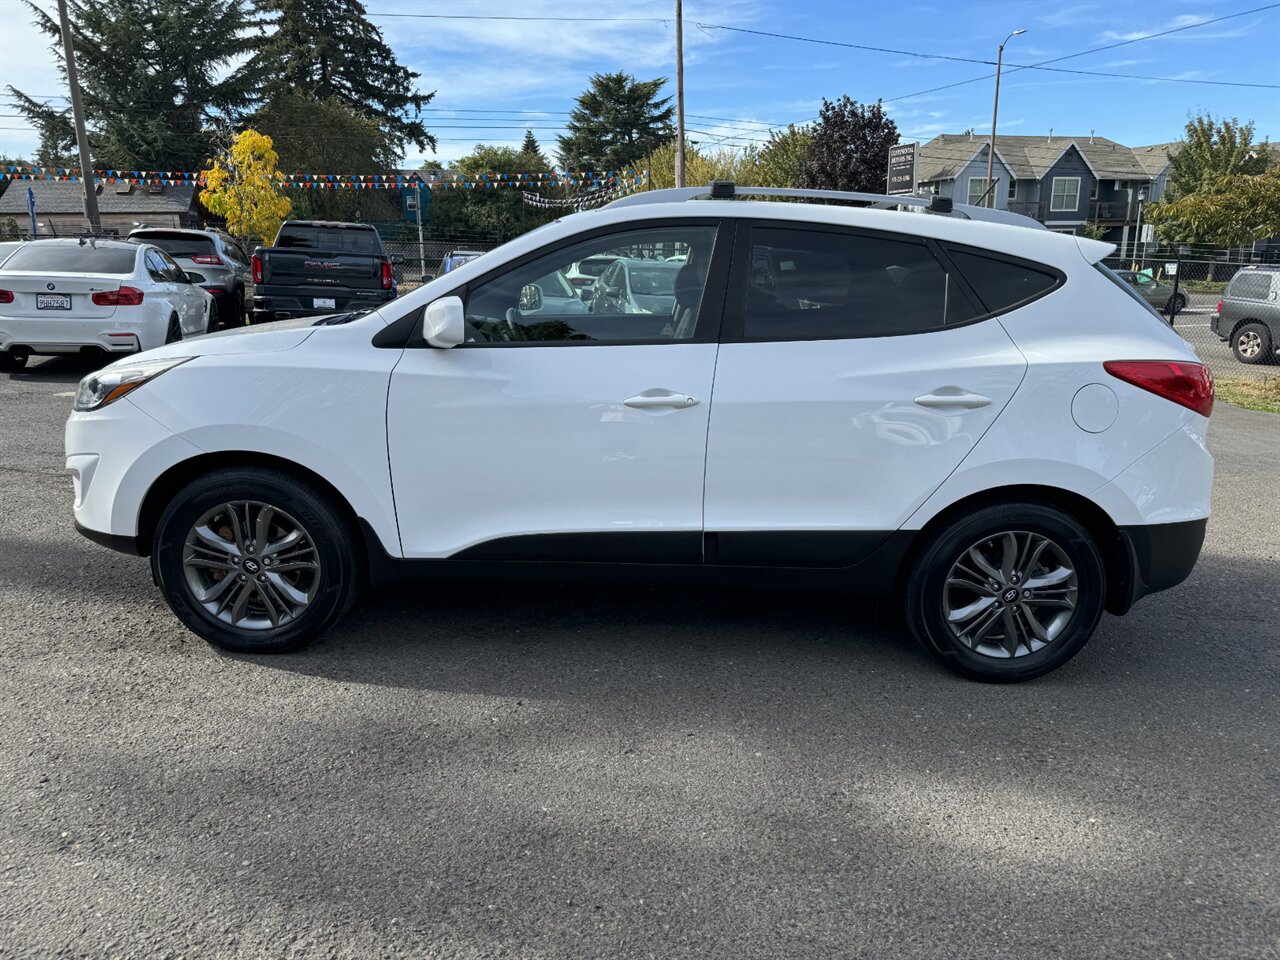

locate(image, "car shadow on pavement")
[[5, 352, 109, 384]]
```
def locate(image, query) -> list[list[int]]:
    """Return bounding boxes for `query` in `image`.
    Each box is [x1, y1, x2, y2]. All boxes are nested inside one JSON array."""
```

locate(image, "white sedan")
[[0, 238, 212, 370]]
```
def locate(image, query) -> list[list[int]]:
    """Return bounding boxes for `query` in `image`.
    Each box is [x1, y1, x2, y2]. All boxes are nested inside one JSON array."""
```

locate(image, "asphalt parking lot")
[[2, 355, 1277, 960]]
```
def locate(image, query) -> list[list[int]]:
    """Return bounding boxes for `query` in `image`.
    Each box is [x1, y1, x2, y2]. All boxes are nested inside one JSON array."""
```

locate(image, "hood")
[[122, 316, 320, 365]]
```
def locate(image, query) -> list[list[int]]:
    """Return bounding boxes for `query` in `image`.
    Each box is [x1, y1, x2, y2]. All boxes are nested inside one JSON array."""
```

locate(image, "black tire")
[[219, 288, 245, 329], [0, 350, 27, 371], [151, 466, 362, 653], [1231, 322, 1273, 365], [904, 502, 1106, 683], [1164, 293, 1187, 315], [165, 313, 182, 344]]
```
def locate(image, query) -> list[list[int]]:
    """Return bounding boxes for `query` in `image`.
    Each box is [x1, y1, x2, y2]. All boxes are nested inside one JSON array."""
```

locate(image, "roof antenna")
[[1090, 129, 1095, 143], [1047, 128, 1053, 142]]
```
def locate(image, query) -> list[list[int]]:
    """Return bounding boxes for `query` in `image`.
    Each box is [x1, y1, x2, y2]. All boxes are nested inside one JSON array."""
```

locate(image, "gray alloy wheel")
[[1232, 323, 1270, 364], [942, 530, 1079, 659], [181, 500, 321, 630]]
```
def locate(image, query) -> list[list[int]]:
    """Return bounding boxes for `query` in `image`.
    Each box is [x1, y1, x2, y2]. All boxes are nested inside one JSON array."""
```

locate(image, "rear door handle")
[[914, 391, 992, 409], [624, 391, 700, 409]]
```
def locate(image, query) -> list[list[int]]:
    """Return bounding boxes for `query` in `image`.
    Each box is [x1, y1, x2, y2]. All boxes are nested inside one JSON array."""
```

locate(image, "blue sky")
[[1, 0, 1277, 169]]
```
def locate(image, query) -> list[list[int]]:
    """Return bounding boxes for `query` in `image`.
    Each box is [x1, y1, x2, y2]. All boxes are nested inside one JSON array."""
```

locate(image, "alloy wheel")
[[942, 530, 1079, 659], [1237, 330, 1262, 359], [182, 500, 321, 630]]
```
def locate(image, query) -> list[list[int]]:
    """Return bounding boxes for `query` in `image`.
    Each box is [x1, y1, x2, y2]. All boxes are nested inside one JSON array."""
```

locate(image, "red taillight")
[[91, 286, 145, 306], [251, 254, 263, 284], [1215, 299, 1223, 315], [0, 289, 13, 304], [190, 254, 223, 266], [381, 260, 393, 290], [1104, 360, 1214, 418]]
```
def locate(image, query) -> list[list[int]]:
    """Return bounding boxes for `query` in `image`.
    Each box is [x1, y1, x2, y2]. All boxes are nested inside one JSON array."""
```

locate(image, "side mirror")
[[518, 283, 543, 312], [603, 284, 622, 298], [423, 295, 464, 348], [391, 254, 405, 265]]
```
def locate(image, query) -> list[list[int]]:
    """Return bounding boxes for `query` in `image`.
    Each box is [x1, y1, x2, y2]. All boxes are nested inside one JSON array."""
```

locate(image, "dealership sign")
[[886, 143, 917, 196]]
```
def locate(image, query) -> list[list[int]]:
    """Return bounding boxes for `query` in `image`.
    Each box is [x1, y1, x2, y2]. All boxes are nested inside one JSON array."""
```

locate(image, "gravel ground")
[[1, 355, 1277, 960]]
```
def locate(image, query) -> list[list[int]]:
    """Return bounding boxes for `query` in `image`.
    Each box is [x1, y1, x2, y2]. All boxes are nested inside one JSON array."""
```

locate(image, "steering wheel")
[[503, 308, 527, 341]]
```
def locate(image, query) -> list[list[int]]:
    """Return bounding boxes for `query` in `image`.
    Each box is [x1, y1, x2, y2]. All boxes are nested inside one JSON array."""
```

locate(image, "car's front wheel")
[[152, 467, 362, 653], [1232, 322, 1272, 364], [1164, 293, 1187, 315], [904, 503, 1106, 682]]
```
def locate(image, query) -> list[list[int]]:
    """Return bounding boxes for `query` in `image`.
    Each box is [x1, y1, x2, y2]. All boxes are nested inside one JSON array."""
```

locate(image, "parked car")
[[1, 238, 212, 369], [434, 249, 485, 278], [1114, 269, 1185, 316], [1211, 265, 1280, 364], [589, 258, 683, 315], [564, 254, 619, 295], [128, 227, 251, 330], [250, 220, 397, 323], [66, 183, 1214, 683]]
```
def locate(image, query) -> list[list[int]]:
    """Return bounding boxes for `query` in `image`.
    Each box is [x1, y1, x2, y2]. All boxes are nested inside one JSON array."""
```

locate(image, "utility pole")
[[986, 28, 1025, 209], [57, 0, 99, 232], [675, 0, 686, 188]]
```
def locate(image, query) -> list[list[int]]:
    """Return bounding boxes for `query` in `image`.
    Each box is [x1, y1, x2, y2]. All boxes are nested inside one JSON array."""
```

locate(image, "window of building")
[[1007, 178, 1017, 200], [1050, 177, 1081, 212], [1089, 178, 1099, 200], [405, 191, 418, 212], [967, 177, 994, 206], [740, 227, 978, 340]]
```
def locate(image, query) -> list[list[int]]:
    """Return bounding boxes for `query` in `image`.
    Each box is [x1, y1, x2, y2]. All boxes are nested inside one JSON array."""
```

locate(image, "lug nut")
[[257, 575, 267, 583], [237, 574, 247, 582], [1022, 590, 1032, 599]]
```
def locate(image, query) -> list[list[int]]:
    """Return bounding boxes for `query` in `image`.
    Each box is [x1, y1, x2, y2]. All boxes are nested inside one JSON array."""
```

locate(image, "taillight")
[[91, 286, 145, 306], [381, 260, 393, 290], [0, 289, 13, 304], [1215, 299, 1223, 315], [251, 254, 263, 284], [190, 254, 224, 266], [1104, 360, 1214, 418]]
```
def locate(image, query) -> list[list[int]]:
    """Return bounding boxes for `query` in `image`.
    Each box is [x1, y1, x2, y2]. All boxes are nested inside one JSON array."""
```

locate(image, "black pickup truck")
[[250, 221, 398, 323]]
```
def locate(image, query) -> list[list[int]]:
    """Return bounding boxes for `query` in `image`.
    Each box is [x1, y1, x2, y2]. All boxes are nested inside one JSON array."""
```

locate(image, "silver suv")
[[1212, 265, 1280, 364], [128, 228, 252, 330]]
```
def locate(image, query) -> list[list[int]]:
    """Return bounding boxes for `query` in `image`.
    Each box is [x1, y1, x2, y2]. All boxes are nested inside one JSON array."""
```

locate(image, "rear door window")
[[736, 226, 978, 340], [2, 243, 137, 274], [276, 226, 383, 253], [944, 247, 1061, 314]]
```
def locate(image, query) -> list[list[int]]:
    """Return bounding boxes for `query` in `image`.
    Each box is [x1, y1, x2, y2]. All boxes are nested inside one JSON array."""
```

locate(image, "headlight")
[[74, 356, 193, 412]]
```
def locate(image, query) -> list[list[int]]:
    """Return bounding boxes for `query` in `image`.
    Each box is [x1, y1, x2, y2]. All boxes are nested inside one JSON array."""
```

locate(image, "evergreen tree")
[[246, 0, 435, 156], [521, 129, 542, 159], [7, 0, 256, 171], [803, 96, 899, 193], [557, 73, 674, 172]]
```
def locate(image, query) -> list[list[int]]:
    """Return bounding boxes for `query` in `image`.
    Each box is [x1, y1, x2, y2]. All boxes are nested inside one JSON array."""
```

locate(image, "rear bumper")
[[252, 289, 394, 320], [0, 314, 158, 355], [1117, 518, 1206, 611]]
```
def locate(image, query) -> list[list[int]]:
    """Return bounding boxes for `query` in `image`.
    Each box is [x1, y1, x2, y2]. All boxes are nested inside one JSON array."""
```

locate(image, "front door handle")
[[624, 391, 700, 409], [914, 391, 992, 410]]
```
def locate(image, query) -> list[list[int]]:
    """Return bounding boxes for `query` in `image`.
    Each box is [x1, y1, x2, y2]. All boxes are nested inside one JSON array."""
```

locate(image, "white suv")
[[65, 184, 1214, 682]]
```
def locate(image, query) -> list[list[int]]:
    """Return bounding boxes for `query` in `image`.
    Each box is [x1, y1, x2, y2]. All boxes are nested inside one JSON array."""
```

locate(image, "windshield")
[[2, 243, 136, 274]]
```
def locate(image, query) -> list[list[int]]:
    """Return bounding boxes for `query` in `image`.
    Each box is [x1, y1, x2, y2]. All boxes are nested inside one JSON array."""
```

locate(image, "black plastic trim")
[[706, 530, 893, 567], [74, 521, 141, 556], [1118, 519, 1206, 608], [452, 531, 702, 564], [371, 305, 425, 349]]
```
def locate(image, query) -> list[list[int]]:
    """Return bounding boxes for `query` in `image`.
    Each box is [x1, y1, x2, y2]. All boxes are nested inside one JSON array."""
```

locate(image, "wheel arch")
[[894, 484, 1136, 616], [136, 451, 372, 566]]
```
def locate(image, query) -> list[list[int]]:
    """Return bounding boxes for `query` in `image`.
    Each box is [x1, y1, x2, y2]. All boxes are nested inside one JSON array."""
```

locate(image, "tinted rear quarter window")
[[132, 233, 216, 258], [1227, 273, 1272, 300], [2, 244, 137, 274], [742, 227, 977, 339], [945, 247, 1060, 314]]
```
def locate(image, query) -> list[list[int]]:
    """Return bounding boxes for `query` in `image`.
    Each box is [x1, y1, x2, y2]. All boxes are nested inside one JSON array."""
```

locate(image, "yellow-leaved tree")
[[200, 129, 292, 242]]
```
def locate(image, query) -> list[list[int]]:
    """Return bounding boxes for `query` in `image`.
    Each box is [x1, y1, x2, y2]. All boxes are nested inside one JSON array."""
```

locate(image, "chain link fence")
[[1101, 253, 1277, 383]]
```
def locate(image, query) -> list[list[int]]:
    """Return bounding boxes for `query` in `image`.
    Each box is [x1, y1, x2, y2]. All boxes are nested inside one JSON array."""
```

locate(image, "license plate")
[[37, 294, 72, 310], [313, 298, 336, 310]]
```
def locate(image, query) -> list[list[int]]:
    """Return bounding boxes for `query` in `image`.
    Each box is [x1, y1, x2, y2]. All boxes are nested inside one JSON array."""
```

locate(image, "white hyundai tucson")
[[65, 184, 1214, 682]]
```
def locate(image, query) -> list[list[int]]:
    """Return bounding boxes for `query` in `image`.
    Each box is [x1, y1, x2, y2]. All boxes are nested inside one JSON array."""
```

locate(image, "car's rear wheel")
[[165, 313, 182, 344], [1164, 293, 1187, 315], [0, 349, 28, 371], [152, 467, 362, 653], [904, 503, 1106, 682], [1232, 322, 1272, 364]]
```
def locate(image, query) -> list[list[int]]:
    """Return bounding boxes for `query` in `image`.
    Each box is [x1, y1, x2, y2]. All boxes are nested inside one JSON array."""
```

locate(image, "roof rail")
[[606, 181, 1045, 230]]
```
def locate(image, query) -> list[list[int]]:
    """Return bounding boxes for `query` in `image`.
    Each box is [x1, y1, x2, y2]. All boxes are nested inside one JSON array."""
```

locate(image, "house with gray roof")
[[916, 133, 1162, 246], [0, 179, 200, 236]]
